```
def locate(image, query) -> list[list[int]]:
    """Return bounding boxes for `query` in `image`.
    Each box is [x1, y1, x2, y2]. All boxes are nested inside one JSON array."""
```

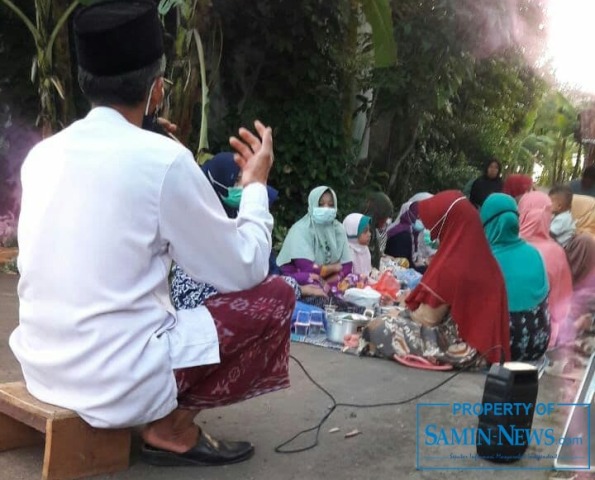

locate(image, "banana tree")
[[532, 92, 579, 185], [158, 0, 216, 163], [510, 133, 555, 174], [345, 0, 397, 158], [1, 0, 79, 137]]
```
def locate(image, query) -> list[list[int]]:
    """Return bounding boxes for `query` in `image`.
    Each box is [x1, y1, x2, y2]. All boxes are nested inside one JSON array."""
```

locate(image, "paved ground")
[[0, 272, 590, 480]]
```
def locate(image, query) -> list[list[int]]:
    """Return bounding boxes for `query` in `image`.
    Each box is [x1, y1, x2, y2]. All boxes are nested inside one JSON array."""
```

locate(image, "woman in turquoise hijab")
[[480, 193, 551, 360], [278, 186, 361, 310]]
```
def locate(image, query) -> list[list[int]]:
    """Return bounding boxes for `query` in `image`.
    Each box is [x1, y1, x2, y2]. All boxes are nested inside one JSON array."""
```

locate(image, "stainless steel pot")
[[326, 313, 370, 344]]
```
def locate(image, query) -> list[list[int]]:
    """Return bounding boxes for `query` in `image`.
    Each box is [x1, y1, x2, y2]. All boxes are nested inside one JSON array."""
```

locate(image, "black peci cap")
[[74, 0, 164, 76]]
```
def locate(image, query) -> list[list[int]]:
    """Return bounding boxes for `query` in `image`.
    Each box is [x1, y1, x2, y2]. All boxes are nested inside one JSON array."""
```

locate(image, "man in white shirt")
[[10, 0, 295, 467]]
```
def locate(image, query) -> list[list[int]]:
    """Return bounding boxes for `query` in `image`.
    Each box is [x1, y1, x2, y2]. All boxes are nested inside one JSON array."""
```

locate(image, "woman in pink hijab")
[[518, 192, 573, 346]]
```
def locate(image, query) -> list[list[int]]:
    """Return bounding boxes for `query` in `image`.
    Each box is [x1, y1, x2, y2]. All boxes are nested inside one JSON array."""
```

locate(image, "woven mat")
[[290, 332, 343, 351]]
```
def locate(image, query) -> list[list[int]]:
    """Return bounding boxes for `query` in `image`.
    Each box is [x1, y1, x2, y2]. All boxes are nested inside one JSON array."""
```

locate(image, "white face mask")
[[428, 196, 465, 240]]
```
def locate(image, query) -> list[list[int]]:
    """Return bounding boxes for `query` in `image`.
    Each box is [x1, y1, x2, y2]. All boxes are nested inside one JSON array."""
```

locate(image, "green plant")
[[1, 257, 18, 274], [1, 0, 79, 136]]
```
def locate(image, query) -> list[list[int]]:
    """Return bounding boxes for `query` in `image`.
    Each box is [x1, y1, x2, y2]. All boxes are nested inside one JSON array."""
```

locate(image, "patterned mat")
[[290, 332, 343, 350]]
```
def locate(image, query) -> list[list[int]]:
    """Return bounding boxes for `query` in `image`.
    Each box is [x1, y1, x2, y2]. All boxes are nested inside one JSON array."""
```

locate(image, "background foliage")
[[0, 0, 591, 245]]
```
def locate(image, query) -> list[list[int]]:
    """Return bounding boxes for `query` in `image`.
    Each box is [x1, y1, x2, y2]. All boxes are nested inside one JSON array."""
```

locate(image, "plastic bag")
[[370, 271, 400, 301], [343, 287, 381, 308], [393, 268, 423, 290]]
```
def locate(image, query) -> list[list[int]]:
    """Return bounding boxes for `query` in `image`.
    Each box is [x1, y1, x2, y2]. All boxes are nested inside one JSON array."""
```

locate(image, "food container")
[[326, 312, 371, 344]]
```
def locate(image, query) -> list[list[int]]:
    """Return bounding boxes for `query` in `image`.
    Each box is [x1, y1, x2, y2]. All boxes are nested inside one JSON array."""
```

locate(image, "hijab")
[[387, 202, 419, 238], [360, 192, 394, 268], [480, 193, 548, 312], [518, 191, 572, 346], [502, 174, 533, 199], [277, 186, 351, 267], [202, 153, 240, 218], [406, 191, 510, 363], [470, 159, 503, 207], [564, 233, 595, 285], [571, 194, 595, 237], [396, 192, 433, 221], [342, 213, 372, 275], [202, 152, 279, 218]]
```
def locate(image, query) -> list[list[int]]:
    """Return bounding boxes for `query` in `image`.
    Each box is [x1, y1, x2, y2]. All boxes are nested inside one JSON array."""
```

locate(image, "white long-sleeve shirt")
[[10, 107, 273, 428]]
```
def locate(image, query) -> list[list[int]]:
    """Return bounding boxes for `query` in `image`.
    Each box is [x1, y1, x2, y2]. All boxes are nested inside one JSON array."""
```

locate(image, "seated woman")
[[519, 192, 573, 346], [342, 213, 372, 276], [571, 193, 595, 238], [277, 186, 363, 312], [385, 195, 433, 272], [362, 191, 511, 367], [481, 194, 550, 360], [170, 153, 305, 310], [502, 174, 533, 201], [565, 233, 595, 338], [360, 192, 394, 269]]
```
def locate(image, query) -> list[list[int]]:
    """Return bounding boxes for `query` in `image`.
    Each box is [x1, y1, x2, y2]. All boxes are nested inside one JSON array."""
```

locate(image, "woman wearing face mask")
[[385, 193, 434, 272], [362, 191, 510, 368], [277, 186, 359, 308], [170, 152, 304, 309]]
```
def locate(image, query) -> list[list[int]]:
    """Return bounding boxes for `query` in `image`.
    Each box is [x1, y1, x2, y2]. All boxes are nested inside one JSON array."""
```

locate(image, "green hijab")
[[480, 193, 548, 312], [277, 186, 351, 266]]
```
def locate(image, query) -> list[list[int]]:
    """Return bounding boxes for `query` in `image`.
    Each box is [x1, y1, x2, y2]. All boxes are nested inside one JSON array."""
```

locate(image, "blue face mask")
[[312, 207, 337, 224], [413, 219, 424, 232]]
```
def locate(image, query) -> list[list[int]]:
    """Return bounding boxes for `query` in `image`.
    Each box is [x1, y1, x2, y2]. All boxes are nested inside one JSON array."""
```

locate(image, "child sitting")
[[549, 185, 576, 247], [342, 213, 372, 276]]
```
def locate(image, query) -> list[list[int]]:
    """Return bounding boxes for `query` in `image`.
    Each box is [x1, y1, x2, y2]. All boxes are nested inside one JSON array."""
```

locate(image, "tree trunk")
[[35, 0, 55, 136], [340, 0, 359, 151], [556, 137, 567, 184], [572, 142, 582, 179], [387, 120, 418, 194]]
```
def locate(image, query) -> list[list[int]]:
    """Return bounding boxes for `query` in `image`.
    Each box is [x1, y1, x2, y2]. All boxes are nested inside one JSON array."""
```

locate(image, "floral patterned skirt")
[[509, 300, 550, 361], [174, 276, 296, 410], [362, 310, 478, 368]]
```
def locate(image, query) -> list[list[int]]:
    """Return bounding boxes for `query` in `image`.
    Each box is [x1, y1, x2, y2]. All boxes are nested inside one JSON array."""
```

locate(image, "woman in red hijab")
[[363, 191, 510, 366], [503, 174, 533, 200]]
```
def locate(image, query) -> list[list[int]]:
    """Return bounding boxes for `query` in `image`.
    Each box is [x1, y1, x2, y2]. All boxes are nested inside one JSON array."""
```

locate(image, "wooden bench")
[[0, 382, 131, 480]]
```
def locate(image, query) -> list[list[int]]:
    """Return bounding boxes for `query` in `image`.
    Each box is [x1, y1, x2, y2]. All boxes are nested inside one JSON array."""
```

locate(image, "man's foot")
[[140, 430, 254, 467]]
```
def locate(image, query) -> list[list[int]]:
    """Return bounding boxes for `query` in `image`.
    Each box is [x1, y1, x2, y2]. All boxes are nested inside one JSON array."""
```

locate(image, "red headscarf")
[[503, 174, 533, 199], [406, 190, 510, 363]]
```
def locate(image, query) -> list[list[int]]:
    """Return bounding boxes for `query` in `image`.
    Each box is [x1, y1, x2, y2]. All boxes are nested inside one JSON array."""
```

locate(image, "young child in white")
[[549, 185, 576, 247], [342, 213, 372, 276]]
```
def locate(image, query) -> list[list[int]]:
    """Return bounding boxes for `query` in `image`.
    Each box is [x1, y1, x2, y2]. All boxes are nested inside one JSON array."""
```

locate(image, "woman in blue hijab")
[[202, 152, 278, 218], [170, 153, 290, 310], [480, 193, 550, 360]]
